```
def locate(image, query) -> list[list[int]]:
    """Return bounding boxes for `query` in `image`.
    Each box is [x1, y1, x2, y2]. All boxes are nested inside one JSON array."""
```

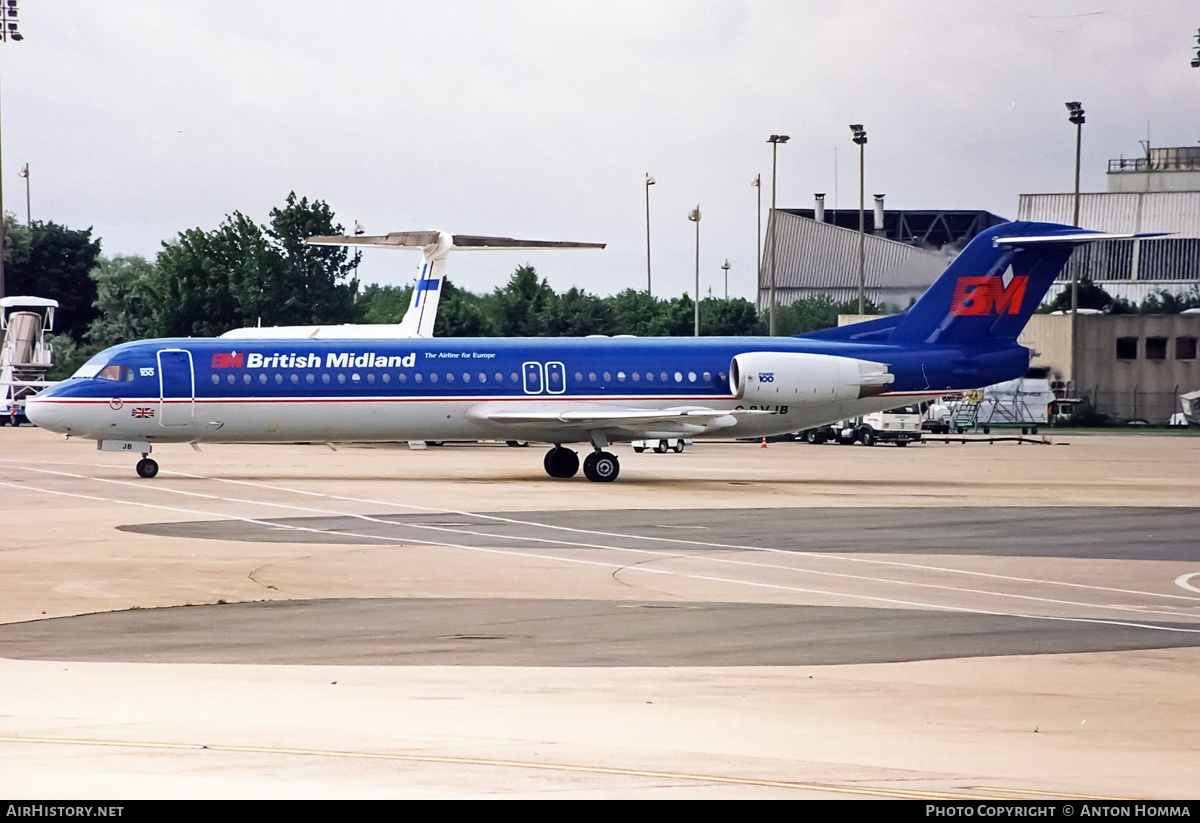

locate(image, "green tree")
[[763, 294, 881, 336], [547, 287, 615, 336], [607, 288, 662, 336], [266, 192, 360, 325], [358, 283, 413, 324], [149, 216, 264, 337], [148, 194, 359, 336], [3, 215, 102, 342], [1138, 287, 1200, 314], [434, 279, 498, 337], [698, 297, 762, 336], [87, 254, 158, 349], [1041, 277, 1119, 314], [491, 265, 556, 336]]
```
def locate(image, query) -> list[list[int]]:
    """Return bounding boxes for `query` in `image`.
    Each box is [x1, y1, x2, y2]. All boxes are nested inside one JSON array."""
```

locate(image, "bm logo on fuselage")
[[949, 274, 1028, 316]]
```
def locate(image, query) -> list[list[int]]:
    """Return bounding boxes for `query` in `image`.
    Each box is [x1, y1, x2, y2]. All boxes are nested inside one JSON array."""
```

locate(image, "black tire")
[[804, 430, 818, 444], [982, 426, 990, 434], [506, 440, 529, 448], [543, 447, 579, 479], [860, 428, 876, 447], [654, 441, 668, 453], [583, 451, 619, 482], [135, 458, 159, 479], [1031, 426, 1038, 434], [895, 440, 909, 447], [673, 441, 684, 453], [633, 446, 645, 453]]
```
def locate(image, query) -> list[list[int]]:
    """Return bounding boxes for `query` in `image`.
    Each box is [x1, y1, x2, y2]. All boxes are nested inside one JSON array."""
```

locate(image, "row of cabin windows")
[[209, 369, 729, 388], [1115, 336, 1197, 361]]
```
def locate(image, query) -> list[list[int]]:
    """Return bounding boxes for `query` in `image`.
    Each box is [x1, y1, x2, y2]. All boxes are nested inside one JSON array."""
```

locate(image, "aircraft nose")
[[24, 394, 67, 432]]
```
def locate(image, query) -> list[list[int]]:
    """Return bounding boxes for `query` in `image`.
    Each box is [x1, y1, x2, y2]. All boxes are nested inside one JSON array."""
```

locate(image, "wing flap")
[[468, 404, 765, 434]]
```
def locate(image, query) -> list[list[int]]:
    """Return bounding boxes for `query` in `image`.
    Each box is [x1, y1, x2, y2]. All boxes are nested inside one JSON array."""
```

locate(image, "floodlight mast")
[[0, 0, 24, 301], [850, 124, 868, 315], [766, 134, 789, 336], [1065, 101, 1086, 396]]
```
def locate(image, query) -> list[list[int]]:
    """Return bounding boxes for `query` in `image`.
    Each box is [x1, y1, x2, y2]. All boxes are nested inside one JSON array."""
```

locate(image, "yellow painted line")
[[2, 735, 989, 799]]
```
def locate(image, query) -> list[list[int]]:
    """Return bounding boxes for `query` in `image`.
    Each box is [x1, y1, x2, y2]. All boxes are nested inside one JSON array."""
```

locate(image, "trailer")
[[0, 296, 59, 426]]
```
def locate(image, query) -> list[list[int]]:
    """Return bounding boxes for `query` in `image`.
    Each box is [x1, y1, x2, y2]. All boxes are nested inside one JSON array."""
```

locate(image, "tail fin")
[[804, 222, 1164, 348]]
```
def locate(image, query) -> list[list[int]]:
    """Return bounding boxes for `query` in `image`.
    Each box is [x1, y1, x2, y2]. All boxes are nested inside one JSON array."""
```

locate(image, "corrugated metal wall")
[[1018, 192, 1200, 237], [757, 211, 948, 310]]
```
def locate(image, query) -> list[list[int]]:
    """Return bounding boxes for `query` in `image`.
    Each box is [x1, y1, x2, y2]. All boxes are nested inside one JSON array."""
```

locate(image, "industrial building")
[[781, 142, 1200, 424], [1019, 144, 1200, 304], [1019, 313, 1200, 423], [756, 198, 1005, 311]]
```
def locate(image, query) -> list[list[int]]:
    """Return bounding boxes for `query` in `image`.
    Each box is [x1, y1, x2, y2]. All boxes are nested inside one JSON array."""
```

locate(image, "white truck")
[[802, 404, 923, 446], [0, 296, 59, 426]]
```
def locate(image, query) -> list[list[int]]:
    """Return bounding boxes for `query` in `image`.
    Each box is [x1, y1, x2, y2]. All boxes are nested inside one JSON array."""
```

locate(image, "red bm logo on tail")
[[949, 275, 1028, 316], [211, 352, 244, 368]]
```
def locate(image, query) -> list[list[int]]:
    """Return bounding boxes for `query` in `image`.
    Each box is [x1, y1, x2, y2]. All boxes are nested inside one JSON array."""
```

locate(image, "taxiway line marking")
[[0, 735, 994, 799], [3, 475, 1199, 636]]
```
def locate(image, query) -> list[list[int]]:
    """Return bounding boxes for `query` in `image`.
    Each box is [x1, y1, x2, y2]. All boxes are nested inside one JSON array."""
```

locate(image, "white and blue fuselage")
[[26, 222, 1159, 481], [28, 334, 1017, 446]]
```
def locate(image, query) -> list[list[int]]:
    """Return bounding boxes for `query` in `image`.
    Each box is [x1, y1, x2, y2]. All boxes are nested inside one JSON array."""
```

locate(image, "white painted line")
[[1175, 573, 1200, 595]]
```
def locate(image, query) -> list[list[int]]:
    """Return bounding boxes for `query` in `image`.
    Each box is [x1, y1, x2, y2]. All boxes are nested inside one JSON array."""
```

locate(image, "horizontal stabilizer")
[[305, 232, 604, 251], [992, 231, 1168, 247]]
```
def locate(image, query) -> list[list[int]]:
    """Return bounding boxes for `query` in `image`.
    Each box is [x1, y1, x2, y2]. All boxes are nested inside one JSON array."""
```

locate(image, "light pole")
[[18, 161, 27, 223], [0, 0, 24, 301], [850, 124, 868, 315], [645, 173, 655, 295], [751, 173, 761, 308], [1066, 101, 1086, 393], [688, 206, 701, 336], [722, 258, 730, 301], [767, 135, 789, 335]]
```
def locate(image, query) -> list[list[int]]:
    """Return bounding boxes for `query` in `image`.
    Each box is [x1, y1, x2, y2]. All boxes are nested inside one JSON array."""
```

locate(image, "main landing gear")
[[135, 455, 159, 478], [544, 446, 579, 478], [542, 444, 620, 482]]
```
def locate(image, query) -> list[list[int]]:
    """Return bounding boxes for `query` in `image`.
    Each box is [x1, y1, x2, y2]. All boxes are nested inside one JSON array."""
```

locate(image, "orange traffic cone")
[[760, 437, 768, 448]]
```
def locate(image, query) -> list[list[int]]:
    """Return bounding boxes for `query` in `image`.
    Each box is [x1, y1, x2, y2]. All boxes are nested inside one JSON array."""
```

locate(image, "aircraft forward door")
[[157, 349, 195, 426]]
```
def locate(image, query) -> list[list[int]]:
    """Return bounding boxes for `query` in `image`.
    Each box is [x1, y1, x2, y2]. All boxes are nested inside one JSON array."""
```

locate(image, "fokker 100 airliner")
[[26, 222, 1156, 482]]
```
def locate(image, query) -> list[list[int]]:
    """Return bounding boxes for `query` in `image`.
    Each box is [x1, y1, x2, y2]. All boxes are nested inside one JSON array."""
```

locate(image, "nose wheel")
[[135, 456, 159, 479]]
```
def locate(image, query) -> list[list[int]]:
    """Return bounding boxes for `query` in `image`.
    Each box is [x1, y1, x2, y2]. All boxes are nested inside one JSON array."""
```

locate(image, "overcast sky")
[[4, 1, 1198, 301]]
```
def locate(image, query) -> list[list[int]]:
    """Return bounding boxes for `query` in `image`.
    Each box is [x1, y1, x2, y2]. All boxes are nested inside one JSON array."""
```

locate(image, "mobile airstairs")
[[1, 296, 59, 426]]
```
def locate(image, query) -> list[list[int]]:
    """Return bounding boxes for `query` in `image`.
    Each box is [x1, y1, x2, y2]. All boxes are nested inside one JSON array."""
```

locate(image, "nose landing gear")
[[135, 455, 159, 479]]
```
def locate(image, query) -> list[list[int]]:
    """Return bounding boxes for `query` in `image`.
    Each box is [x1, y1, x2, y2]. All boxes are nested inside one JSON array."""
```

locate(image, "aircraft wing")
[[467, 405, 767, 436], [305, 232, 604, 251]]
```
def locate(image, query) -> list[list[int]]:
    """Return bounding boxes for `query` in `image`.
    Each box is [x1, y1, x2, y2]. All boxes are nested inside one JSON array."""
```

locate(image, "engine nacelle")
[[730, 351, 894, 404]]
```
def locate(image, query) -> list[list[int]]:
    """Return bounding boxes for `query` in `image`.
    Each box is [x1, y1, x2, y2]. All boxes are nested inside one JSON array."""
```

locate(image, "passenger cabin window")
[[1115, 337, 1138, 360]]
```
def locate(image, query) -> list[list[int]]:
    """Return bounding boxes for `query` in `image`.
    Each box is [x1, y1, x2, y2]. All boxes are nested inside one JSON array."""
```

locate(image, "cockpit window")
[[73, 353, 109, 379], [94, 363, 136, 382]]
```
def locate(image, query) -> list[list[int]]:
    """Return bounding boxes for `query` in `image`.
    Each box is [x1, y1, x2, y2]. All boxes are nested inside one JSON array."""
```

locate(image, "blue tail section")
[[802, 221, 1087, 348]]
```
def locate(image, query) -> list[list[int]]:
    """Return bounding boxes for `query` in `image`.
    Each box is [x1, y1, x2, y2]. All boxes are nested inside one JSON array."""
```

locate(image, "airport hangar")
[[758, 142, 1200, 425]]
